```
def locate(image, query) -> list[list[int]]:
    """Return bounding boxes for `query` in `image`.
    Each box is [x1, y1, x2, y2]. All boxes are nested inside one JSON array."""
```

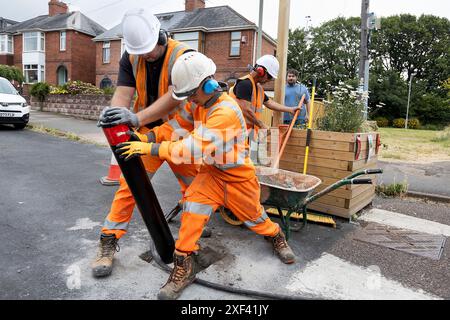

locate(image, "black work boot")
[[91, 233, 120, 278], [157, 250, 198, 300], [270, 230, 296, 264]]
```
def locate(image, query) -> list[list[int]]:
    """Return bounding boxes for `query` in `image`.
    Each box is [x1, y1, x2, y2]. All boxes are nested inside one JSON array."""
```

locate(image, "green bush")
[[392, 118, 406, 128], [421, 124, 445, 131], [49, 85, 69, 94], [0, 64, 24, 84], [374, 117, 389, 127], [102, 86, 116, 95], [62, 80, 103, 95], [376, 182, 408, 197], [30, 82, 50, 102], [408, 118, 421, 129], [318, 84, 365, 133]]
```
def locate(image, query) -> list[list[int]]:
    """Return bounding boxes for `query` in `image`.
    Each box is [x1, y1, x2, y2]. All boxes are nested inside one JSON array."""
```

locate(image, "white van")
[[0, 77, 30, 129]]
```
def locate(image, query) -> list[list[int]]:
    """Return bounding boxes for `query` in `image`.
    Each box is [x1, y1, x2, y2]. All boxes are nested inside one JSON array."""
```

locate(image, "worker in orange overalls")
[[229, 55, 300, 163], [92, 8, 199, 278], [116, 52, 296, 300]]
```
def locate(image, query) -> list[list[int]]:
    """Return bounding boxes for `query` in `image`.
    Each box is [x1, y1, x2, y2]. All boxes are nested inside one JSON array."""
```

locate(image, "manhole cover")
[[354, 223, 446, 260]]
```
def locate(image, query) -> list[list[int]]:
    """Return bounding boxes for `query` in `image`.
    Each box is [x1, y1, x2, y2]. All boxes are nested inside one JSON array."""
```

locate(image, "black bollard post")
[[102, 124, 175, 264]]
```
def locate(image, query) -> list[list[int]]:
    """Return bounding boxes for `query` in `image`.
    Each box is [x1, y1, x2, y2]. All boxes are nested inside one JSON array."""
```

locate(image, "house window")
[[60, 31, 66, 51], [24, 64, 39, 83], [103, 41, 110, 64], [173, 32, 202, 52], [0, 35, 13, 54], [24, 32, 45, 52], [57, 66, 68, 85], [230, 31, 241, 57]]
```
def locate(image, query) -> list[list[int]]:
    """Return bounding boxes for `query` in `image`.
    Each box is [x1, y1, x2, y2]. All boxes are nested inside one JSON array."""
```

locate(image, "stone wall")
[[30, 94, 112, 120]]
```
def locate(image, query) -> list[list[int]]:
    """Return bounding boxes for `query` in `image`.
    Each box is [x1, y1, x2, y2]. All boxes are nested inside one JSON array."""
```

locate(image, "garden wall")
[[30, 94, 112, 120]]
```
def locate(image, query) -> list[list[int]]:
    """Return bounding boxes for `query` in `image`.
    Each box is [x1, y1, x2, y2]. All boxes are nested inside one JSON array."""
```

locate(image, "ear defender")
[[254, 65, 266, 77], [158, 30, 168, 46], [202, 79, 220, 94]]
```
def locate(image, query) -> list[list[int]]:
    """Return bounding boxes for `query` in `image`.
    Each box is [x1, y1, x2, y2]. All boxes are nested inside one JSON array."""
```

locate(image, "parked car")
[[0, 77, 30, 129]]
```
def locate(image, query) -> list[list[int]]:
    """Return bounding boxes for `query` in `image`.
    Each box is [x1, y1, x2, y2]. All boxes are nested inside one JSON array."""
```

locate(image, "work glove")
[[97, 107, 140, 128], [126, 129, 156, 143], [115, 141, 153, 161]]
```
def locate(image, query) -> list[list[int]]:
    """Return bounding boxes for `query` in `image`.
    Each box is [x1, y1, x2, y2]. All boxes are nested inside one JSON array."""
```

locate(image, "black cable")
[[149, 243, 320, 300]]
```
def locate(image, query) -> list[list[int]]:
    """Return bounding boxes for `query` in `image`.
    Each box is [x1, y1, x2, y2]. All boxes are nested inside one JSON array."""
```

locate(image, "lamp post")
[[405, 72, 416, 129]]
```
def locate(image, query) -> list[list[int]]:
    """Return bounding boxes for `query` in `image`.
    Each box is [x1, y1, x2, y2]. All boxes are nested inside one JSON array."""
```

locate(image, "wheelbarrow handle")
[[351, 178, 373, 185], [366, 169, 383, 175]]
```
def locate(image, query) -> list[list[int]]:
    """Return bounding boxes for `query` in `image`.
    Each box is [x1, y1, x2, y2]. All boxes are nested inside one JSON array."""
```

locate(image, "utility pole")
[[273, 0, 290, 126], [358, 0, 370, 120], [257, 0, 264, 59], [300, 15, 311, 81]]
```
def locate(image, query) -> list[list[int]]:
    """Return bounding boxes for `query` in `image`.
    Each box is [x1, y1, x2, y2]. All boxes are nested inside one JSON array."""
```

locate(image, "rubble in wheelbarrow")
[[256, 166, 322, 192]]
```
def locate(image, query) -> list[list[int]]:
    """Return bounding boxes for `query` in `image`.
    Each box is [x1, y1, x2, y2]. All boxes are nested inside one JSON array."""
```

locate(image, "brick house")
[[0, 17, 19, 66], [93, 0, 277, 89], [1, 0, 105, 86]]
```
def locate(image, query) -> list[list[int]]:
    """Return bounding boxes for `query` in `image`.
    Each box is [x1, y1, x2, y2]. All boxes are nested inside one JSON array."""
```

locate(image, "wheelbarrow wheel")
[[219, 207, 243, 226]]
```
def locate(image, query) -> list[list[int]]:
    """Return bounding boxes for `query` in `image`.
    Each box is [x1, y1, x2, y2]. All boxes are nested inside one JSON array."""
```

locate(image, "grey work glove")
[[97, 106, 139, 128]]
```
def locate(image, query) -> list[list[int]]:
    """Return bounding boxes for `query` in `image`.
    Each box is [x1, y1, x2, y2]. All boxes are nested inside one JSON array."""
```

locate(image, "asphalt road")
[[1, 126, 449, 300]]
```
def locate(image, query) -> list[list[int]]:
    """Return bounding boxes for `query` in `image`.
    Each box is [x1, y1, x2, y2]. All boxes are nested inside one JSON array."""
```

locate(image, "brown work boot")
[[270, 230, 296, 264], [91, 233, 120, 278], [157, 250, 198, 300]]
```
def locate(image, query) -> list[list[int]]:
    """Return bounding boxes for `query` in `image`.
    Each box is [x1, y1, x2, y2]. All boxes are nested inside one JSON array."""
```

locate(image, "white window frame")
[[60, 31, 66, 51], [120, 39, 125, 57], [23, 32, 45, 52], [23, 64, 45, 84], [0, 34, 13, 54], [230, 31, 241, 57], [173, 32, 202, 52], [102, 41, 110, 64]]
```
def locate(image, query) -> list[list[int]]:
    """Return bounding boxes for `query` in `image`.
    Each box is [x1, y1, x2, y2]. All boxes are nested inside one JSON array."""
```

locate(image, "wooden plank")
[[349, 157, 379, 171], [287, 129, 357, 142], [346, 185, 376, 208], [268, 137, 353, 152], [280, 153, 350, 170], [308, 192, 374, 218], [314, 182, 374, 199], [313, 194, 347, 208], [281, 146, 365, 161]]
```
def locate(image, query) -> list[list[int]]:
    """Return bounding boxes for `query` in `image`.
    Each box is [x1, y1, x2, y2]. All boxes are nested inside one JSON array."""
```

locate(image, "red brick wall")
[[13, 34, 22, 70], [185, 0, 205, 11], [0, 54, 14, 65], [70, 32, 97, 84], [48, 0, 69, 16], [45, 30, 72, 85], [95, 39, 122, 87]]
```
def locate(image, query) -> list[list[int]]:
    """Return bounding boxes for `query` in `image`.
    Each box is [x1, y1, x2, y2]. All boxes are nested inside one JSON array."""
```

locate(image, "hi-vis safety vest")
[[229, 74, 265, 135], [129, 39, 190, 113]]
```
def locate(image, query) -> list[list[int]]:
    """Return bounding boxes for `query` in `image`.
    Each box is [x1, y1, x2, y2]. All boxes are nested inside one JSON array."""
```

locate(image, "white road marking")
[[359, 208, 450, 237], [286, 253, 440, 300], [67, 218, 100, 231]]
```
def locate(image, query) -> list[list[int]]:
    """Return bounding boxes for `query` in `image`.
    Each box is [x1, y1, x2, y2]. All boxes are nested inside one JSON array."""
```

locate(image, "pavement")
[[0, 110, 448, 301]]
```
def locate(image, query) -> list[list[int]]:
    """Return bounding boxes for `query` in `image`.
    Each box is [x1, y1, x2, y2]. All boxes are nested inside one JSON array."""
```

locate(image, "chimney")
[[185, 0, 205, 12], [48, 0, 68, 17]]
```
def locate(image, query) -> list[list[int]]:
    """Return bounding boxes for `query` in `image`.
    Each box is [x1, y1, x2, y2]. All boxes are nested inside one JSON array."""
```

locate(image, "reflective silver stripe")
[[216, 163, 244, 170], [103, 219, 129, 231], [168, 118, 182, 130], [174, 172, 194, 186], [131, 55, 139, 80], [183, 201, 214, 216], [146, 172, 155, 180], [243, 209, 269, 228], [179, 107, 194, 123], [168, 43, 190, 83]]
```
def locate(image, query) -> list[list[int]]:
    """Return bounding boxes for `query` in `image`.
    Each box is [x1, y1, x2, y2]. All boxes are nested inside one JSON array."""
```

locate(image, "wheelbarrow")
[[254, 166, 383, 240]]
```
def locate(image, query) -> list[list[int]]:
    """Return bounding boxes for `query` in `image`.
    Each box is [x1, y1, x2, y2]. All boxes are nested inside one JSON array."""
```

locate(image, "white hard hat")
[[122, 8, 161, 55], [171, 52, 217, 101], [256, 55, 279, 79]]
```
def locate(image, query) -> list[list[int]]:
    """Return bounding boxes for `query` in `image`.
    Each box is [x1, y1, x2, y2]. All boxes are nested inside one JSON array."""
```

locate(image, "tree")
[[0, 64, 24, 84]]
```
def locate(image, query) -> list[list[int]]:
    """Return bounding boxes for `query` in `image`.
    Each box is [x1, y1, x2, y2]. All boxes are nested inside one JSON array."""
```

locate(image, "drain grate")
[[354, 223, 446, 260]]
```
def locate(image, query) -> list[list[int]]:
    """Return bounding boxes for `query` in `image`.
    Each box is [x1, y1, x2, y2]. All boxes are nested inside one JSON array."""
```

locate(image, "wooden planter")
[[266, 128, 381, 219]]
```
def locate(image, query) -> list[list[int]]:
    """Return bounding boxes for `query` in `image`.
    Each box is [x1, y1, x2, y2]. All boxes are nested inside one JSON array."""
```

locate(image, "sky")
[[1, 0, 449, 38]]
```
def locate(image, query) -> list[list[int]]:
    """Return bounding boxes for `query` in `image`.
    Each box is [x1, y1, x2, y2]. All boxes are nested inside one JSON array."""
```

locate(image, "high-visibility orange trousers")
[[176, 170, 280, 253], [101, 127, 199, 239]]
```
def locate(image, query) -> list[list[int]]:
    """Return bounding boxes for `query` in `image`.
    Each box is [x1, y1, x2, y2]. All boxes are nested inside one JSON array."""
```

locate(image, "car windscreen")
[[0, 79, 18, 95]]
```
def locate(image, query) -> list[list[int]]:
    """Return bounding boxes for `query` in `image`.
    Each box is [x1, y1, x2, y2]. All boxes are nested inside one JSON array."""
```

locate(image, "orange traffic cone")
[[100, 153, 121, 186]]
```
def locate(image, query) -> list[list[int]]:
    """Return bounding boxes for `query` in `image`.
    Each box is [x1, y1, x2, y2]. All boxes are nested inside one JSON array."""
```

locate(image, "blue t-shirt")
[[284, 83, 310, 123]]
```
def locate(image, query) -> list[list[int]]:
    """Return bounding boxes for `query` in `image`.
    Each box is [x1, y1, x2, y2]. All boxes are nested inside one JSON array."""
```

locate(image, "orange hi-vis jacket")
[[129, 39, 191, 114], [154, 93, 255, 182], [229, 74, 265, 134]]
